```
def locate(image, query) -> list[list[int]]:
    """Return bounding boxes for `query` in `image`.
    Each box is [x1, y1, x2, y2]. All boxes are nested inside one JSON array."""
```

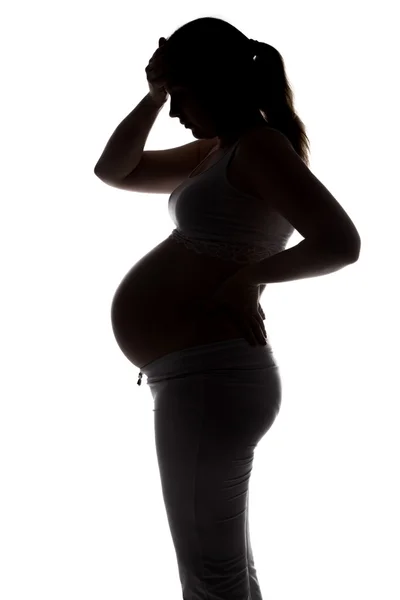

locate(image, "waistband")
[[137, 337, 278, 387]]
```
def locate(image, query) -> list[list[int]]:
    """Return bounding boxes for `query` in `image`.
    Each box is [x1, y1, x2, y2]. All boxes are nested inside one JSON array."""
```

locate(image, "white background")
[[1, 1, 399, 599]]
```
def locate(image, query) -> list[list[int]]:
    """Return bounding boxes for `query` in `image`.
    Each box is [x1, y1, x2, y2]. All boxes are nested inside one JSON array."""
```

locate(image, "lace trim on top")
[[169, 228, 286, 265]]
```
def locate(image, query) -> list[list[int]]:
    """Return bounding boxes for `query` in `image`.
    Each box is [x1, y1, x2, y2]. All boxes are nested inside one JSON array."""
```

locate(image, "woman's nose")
[[169, 106, 183, 120]]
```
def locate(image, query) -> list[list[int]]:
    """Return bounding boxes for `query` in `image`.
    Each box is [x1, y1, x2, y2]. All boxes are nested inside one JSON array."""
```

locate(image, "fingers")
[[258, 318, 268, 344], [148, 44, 167, 80], [253, 313, 267, 345], [258, 304, 266, 320], [260, 315, 267, 337], [240, 314, 267, 346]]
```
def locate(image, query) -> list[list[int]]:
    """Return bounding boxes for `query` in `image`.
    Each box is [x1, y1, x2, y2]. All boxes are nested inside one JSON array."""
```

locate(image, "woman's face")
[[167, 85, 217, 137], [166, 82, 267, 148]]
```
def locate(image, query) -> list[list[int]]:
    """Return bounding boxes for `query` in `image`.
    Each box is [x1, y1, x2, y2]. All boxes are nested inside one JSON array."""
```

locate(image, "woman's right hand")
[[146, 37, 169, 106]]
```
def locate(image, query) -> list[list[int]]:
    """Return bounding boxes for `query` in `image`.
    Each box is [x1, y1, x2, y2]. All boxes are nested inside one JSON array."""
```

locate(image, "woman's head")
[[160, 16, 310, 164]]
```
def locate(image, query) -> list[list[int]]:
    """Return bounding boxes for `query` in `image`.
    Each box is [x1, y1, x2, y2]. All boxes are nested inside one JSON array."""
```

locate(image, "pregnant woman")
[[94, 17, 360, 600]]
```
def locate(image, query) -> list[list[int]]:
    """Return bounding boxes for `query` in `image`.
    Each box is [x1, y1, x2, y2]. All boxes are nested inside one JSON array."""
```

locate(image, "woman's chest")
[[189, 141, 260, 201]]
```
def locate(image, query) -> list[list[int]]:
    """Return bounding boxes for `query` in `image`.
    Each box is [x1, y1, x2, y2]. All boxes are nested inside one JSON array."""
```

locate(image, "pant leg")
[[148, 341, 281, 600], [246, 494, 262, 600]]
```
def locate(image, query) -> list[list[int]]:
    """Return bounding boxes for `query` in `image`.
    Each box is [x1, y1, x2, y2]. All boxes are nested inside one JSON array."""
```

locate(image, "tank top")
[[167, 131, 295, 265]]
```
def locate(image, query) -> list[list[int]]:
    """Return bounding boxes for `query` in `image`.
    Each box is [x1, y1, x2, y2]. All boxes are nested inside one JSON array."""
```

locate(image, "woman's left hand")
[[202, 270, 267, 346]]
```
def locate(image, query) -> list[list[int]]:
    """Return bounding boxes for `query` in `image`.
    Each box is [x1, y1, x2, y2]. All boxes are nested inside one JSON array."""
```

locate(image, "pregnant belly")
[[110, 236, 252, 369]]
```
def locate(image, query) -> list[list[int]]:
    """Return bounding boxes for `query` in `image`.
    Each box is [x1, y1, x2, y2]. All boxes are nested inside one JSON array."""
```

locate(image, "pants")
[[140, 337, 282, 600]]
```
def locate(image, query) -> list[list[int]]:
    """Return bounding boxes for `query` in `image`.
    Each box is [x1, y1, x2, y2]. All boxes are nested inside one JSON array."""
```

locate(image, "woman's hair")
[[162, 16, 310, 166]]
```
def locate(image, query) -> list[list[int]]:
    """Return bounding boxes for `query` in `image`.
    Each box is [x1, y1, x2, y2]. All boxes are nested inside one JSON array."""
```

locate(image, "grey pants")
[[140, 337, 282, 600]]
